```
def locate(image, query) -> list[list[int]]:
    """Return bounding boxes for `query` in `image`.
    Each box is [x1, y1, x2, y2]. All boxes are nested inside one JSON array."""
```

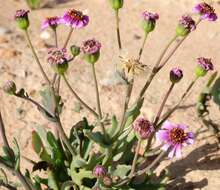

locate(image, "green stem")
[[158, 76, 199, 127], [24, 30, 50, 85], [63, 27, 74, 49], [54, 28, 58, 48], [91, 64, 107, 139], [145, 83, 175, 152], [115, 10, 122, 50], [56, 117, 76, 156], [116, 81, 133, 139], [138, 33, 148, 61], [138, 35, 178, 99], [62, 74, 99, 118], [130, 139, 142, 178], [153, 83, 175, 126]]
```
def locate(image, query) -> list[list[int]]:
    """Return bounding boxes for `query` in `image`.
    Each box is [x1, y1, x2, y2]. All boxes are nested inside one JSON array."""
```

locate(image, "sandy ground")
[[0, 0, 220, 189]]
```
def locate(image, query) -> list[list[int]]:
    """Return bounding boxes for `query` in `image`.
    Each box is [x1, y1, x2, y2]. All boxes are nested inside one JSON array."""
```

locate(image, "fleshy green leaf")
[[211, 76, 220, 107], [112, 165, 131, 178]]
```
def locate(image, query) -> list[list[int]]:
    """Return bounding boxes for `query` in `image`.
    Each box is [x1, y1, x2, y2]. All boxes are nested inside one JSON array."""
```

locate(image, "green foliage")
[[26, 0, 41, 10], [212, 76, 220, 107]]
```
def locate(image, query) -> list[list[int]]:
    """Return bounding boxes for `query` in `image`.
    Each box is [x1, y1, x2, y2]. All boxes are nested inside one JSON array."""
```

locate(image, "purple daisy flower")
[[81, 39, 101, 55], [193, 2, 217, 21], [61, 9, 89, 28], [156, 121, 194, 158], [179, 15, 196, 32], [14, 9, 29, 20], [93, 165, 107, 178], [197, 57, 214, 71], [47, 48, 68, 65], [133, 118, 154, 139], [170, 68, 183, 83], [41, 16, 62, 30], [142, 11, 159, 22]]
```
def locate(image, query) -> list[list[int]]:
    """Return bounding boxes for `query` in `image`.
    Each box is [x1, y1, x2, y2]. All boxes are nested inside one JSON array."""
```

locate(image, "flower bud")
[[176, 15, 196, 37], [170, 68, 183, 83], [81, 39, 101, 64], [93, 165, 107, 178], [103, 176, 112, 187], [141, 11, 159, 34], [70, 45, 81, 57], [195, 57, 214, 77], [14, 10, 30, 30], [3, 81, 16, 95], [133, 118, 154, 140], [47, 48, 69, 75], [110, 0, 124, 10]]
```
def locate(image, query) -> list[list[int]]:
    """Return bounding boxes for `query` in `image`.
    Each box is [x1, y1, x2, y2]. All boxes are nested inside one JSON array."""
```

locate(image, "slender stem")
[[0, 112, 33, 190], [62, 74, 99, 118], [130, 139, 142, 177], [54, 28, 58, 48], [0, 111, 11, 152], [63, 28, 74, 49], [15, 95, 54, 118], [115, 10, 122, 50], [56, 117, 76, 156], [138, 33, 148, 61], [136, 151, 167, 176], [24, 30, 50, 85], [158, 77, 199, 127], [15, 171, 33, 190], [145, 83, 175, 152], [91, 64, 107, 138], [138, 35, 178, 99], [153, 83, 175, 126], [116, 81, 133, 139], [157, 37, 187, 71]]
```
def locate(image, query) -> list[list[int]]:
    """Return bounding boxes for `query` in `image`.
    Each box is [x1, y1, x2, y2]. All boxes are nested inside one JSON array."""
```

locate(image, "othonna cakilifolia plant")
[[0, 1, 218, 190]]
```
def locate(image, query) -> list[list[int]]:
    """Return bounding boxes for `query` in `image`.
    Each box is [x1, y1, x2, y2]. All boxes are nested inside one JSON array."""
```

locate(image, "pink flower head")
[[142, 11, 159, 23], [156, 121, 194, 158], [179, 15, 196, 32], [197, 57, 214, 71], [133, 118, 154, 139], [14, 9, 29, 20], [47, 48, 68, 65], [41, 16, 62, 30], [81, 39, 101, 55], [93, 165, 107, 178], [193, 2, 217, 21], [61, 9, 89, 28]]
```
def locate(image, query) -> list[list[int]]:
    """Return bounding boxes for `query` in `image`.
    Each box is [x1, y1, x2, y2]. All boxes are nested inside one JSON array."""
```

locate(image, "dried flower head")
[[170, 68, 183, 83], [3, 81, 16, 95], [93, 165, 107, 178], [61, 9, 89, 28], [133, 118, 154, 139], [119, 56, 150, 81], [41, 16, 61, 30], [193, 2, 217, 21], [156, 121, 194, 158]]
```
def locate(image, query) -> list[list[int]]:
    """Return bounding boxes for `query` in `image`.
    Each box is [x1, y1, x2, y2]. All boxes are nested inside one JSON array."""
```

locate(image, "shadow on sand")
[[166, 143, 220, 190]]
